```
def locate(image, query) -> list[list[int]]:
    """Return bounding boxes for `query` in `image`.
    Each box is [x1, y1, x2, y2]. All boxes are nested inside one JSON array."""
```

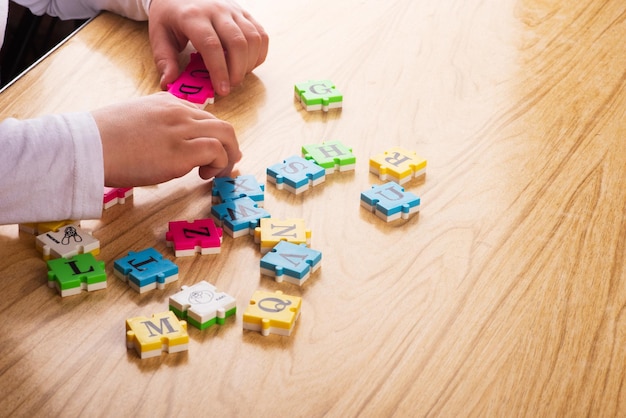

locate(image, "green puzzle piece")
[[47, 253, 106, 297], [302, 140, 356, 173], [294, 80, 343, 111]]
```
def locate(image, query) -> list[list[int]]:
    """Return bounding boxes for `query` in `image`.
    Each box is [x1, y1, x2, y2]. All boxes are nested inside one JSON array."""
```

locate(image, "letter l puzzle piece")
[[169, 281, 236, 330], [47, 253, 106, 297]]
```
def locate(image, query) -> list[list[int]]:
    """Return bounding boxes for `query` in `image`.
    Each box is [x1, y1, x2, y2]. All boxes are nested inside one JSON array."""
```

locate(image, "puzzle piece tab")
[[254, 218, 311, 254], [167, 52, 215, 107], [47, 253, 106, 297], [243, 290, 302, 336], [369, 147, 427, 185], [211, 197, 271, 238], [126, 311, 189, 359], [302, 140, 356, 174], [165, 219, 223, 257], [294, 80, 342, 111], [103, 187, 133, 209], [36, 225, 100, 261], [212, 175, 265, 207], [360, 182, 421, 222], [169, 281, 236, 330], [267, 155, 326, 194], [114, 248, 179, 293], [260, 241, 322, 286]]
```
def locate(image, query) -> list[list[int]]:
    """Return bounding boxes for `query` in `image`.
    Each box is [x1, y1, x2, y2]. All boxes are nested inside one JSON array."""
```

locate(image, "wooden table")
[[2, 0, 626, 415]]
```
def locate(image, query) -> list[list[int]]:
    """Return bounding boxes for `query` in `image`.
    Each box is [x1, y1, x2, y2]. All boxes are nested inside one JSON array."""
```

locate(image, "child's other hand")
[[93, 92, 242, 187]]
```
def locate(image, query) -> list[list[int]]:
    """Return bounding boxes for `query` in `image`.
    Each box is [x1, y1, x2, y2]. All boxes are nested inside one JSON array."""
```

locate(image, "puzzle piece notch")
[[260, 241, 322, 286], [167, 52, 215, 107], [103, 187, 133, 209], [211, 197, 271, 238], [169, 281, 236, 330], [243, 290, 302, 336], [47, 253, 107, 297], [266, 155, 326, 195], [36, 225, 100, 261], [302, 140, 356, 174], [114, 248, 179, 293], [254, 218, 311, 254], [360, 182, 421, 222], [126, 311, 189, 359], [294, 80, 342, 112], [369, 147, 427, 185], [165, 219, 223, 257]]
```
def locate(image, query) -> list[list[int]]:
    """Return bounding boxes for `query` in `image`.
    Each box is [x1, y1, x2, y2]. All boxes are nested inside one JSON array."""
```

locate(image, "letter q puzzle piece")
[[294, 80, 342, 112], [167, 52, 215, 107], [36, 225, 100, 261], [126, 311, 189, 359], [47, 253, 106, 297], [243, 290, 302, 336], [360, 182, 421, 222], [169, 281, 236, 330], [254, 217, 311, 254], [267, 155, 326, 195], [260, 241, 322, 286], [302, 140, 356, 174], [114, 248, 179, 293], [165, 218, 223, 257], [369, 146, 427, 185]]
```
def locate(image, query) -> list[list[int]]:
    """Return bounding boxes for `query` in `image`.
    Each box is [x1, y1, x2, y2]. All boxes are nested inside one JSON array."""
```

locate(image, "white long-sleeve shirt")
[[0, 0, 150, 224]]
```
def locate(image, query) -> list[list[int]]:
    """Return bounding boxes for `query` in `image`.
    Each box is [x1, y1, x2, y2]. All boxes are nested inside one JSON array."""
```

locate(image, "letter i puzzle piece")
[[169, 281, 236, 330], [243, 290, 302, 336], [47, 253, 106, 297], [254, 218, 311, 254], [165, 218, 223, 257], [294, 80, 342, 111], [167, 52, 215, 107], [260, 241, 322, 286], [211, 196, 270, 238], [267, 155, 326, 194], [212, 175, 265, 207], [302, 140, 356, 174], [126, 311, 189, 359], [114, 248, 179, 293], [36, 225, 100, 261], [360, 182, 421, 222], [369, 146, 427, 185]]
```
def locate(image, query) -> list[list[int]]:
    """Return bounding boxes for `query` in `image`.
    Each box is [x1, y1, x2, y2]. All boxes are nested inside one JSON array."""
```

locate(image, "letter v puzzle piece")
[[169, 281, 236, 330], [167, 52, 215, 107], [212, 175, 265, 207], [260, 241, 322, 286], [294, 80, 342, 112], [360, 182, 421, 222], [36, 225, 100, 261], [267, 155, 326, 195], [211, 196, 271, 238], [47, 253, 106, 297], [302, 140, 356, 174], [165, 218, 223, 257], [369, 146, 427, 185], [243, 290, 302, 336], [254, 217, 311, 254], [126, 311, 189, 359], [114, 248, 179, 293]]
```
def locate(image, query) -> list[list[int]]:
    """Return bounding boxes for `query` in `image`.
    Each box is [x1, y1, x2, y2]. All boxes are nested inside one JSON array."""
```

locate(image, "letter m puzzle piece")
[[47, 253, 106, 297], [165, 219, 223, 257], [211, 196, 270, 238], [243, 290, 302, 336], [294, 80, 342, 111], [369, 146, 427, 185], [126, 311, 189, 359], [260, 241, 322, 286], [360, 182, 421, 222], [167, 52, 215, 107], [302, 140, 356, 174], [267, 155, 326, 195], [211, 175, 265, 207], [114, 248, 179, 293], [169, 281, 236, 330]]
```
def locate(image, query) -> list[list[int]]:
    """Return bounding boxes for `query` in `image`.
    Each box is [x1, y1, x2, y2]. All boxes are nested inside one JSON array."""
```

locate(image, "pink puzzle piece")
[[103, 187, 133, 209], [167, 52, 215, 107], [165, 218, 223, 257]]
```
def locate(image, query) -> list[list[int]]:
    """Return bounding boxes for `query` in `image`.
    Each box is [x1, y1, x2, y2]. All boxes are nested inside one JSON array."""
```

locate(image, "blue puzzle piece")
[[211, 197, 271, 238], [212, 175, 265, 206], [114, 248, 179, 293], [360, 182, 421, 222], [267, 155, 326, 194], [260, 241, 322, 286]]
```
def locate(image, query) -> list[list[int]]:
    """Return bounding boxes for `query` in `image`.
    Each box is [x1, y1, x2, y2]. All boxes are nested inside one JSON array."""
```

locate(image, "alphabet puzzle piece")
[[165, 218, 223, 257], [126, 311, 189, 359], [360, 182, 421, 222], [169, 281, 236, 330], [369, 147, 427, 185], [294, 80, 342, 111], [36, 225, 100, 261], [103, 187, 133, 209], [267, 155, 326, 195], [243, 290, 302, 336], [211, 197, 271, 238], [260, 241, 322, 286], [301, 140, 356, 174], [212, 175, 265, 207], [114, 248, 179, 293], [47, 253, 106, 297], [19, 219, 79, 235], [254, 218, 311, 254], [167, 52, 215, 107]]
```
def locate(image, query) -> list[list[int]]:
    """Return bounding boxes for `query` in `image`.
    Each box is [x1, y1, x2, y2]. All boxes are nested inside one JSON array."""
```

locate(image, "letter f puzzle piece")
[[260, 241, 322, 286], [243, 290, 302, 336], [267, 155, 326, 195], [169, 281, 236, 330], [165, 218, 223, 257], [126, 311, 189, 359], [254, 217, 311, 254], [47, 253, 106, 297], [167, 52, 215, 107], [369, 146, 427, 185], [302, 140, 356, 174], [36, 225, 100, 261], [294, 80, 342, 111], [114, 248, 179, 293], [360, 182, 421, 222]]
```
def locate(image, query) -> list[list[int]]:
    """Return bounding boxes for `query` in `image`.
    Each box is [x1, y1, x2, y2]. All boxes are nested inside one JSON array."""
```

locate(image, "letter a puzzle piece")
[[114, 248, 179, 293], [302, 140, 356, 174], [294, 80, 342, 111], [267, 155, 326, 195], [254, 217, 311, 254], [126, 311, 189, 359], [169, 281, 236, 330], [167, 52, 215, 107], [36, 225, 100, 261], [361, 182, 421, 222], [165, 218, 223, 257], [211, 197, 271, 238], [369, 146, 427, 185], [212, 175, 265, 207], [260, 241, 322, 286], [103, 187, 133, 209], [243, 290, 302, 336], [47, 253, 106, 297]]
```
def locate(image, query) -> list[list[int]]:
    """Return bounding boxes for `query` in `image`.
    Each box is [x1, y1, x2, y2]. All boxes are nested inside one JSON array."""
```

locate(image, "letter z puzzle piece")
[[165, 219, 223, 257], [167, 52, 215, 107], [169, 281, 236, 330], [360, 182, 421, 222], [243, 290, 302, 336], [267, 155, 326, 195], [254, 218, 311, 254], [369, 146, 427, 185], [103, 187, 133, 209], [294, 80, 342, 112], [212, 175, 265, 207], [47, 253, 106, 297], [114, 248, 179, 293], [260, 241, 322, 286], [302, 140, 356, 174], [126, 311, 189, 359], [36, 225, 100, 261], [211, 197, 271, 238]]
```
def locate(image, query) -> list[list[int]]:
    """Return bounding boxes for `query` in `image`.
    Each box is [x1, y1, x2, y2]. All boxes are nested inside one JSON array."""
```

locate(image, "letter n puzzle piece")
[[267, 155, 326, 195], [260, 241, 322, 286], [369, 147, 427, 185], [294, 80, 342, 111], [302, 140, 356, 174], [211, 197, 271, 238], [212, 175, 265, 207], [103, 187, 133, 209], [243, 290, 302, 336], [165, 219, 223, 257], [167, 52, 215, 107], [47, 253, 106, 297], [36, 225, 100, 261], [254, 218, 311, 254], [169, 281, 236, 330], [361, 182, 421, 222], [114, 248, 179, 293], [126, 311, 189, 359]]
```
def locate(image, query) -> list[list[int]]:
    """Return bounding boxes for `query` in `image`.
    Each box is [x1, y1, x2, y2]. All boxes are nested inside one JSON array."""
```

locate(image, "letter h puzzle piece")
[[243, 290, 302, 336], [47, 253, 106, 297], [369, 146, 427, 185], [302, 140, 356, 174], [165, 218, 223, 257], [169, 281, 236, 330], [126, 311, 189, 359], [211, 175, 265, 207], [167, 52, 215, 107], [36, 225, 100, 261], [294, 80, 342, 111], [267, 155, 326, 195], [254, 217, 311, 254], [260, 241, 322, 286], [360, 182, 421, 222], [211, 196, 271, 238], [114, 248, 179, 293]]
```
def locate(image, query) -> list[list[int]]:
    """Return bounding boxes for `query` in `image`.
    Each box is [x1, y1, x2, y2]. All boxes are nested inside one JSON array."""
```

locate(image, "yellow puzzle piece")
[[126, 311, 189, 359], [243, 290, 302, 336], [253, 218, 311, 254], [369, 146, 427, 185]]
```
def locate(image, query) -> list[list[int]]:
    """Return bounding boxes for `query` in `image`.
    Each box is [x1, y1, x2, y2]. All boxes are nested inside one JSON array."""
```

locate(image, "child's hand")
[[93, 92, 242, 187], [148, 0, 269, 95]]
